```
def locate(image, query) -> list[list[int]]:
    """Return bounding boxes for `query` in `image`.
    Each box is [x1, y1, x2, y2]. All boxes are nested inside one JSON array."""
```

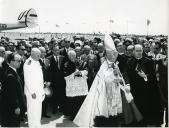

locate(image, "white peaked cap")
[[104, 33, 117, 52]]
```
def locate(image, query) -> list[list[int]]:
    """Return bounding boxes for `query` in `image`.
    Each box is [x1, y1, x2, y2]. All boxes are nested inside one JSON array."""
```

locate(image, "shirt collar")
[[9, 65, 16, 72]]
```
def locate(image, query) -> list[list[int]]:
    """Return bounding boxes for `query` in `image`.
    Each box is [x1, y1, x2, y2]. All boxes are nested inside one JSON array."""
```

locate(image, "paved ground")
[[20, 112, 78, 127], [1, 109, 167, 127]]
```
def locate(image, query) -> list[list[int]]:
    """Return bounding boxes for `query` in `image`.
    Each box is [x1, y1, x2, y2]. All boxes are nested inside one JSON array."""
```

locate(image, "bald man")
[[24, 48, 45, 127], [125, 44, 163, 126]]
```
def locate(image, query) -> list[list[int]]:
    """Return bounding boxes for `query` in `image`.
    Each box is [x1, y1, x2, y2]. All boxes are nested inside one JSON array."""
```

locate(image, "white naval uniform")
[[24, 57, 45, 127]]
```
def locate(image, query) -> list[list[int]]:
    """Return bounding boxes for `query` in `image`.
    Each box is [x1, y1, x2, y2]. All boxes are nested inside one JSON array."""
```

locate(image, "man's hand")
[[113, 78, 122, 84], [32, 93, 36, 99], [15, 108, 20, 115], [137, 71, 147, 79], [125, 85, 131, 93], [44, 82, 51, 87], [137, 71, 148, 81]]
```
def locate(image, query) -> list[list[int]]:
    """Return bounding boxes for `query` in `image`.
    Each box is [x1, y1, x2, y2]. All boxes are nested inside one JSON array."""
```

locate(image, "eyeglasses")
[[20, 49, 25, 51]]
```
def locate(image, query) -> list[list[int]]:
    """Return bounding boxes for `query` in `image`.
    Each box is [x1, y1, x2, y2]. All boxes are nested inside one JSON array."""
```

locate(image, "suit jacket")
[[1, 66, 25, 120], [47, 55, 66, 90], [60, 48, 68, 61], [39, 58, 51, 82]]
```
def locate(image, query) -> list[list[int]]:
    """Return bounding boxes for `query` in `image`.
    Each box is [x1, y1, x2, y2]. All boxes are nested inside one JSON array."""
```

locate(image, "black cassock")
[[126, 56, 163, 126], [63, 58, 87, 120]]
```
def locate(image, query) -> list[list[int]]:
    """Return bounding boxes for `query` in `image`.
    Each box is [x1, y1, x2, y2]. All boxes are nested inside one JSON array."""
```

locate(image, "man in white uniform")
[[24, 48, 45, 127]]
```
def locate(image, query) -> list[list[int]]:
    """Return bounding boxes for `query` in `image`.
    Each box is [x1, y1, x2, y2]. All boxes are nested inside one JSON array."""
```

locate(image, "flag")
[[56, 24, 60, 27], [109, 19, 114, 23], [147, 19, 151, 26]]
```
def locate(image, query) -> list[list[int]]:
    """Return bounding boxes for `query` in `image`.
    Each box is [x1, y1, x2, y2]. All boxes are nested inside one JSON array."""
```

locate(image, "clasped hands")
[[74, 70, 82, 77]]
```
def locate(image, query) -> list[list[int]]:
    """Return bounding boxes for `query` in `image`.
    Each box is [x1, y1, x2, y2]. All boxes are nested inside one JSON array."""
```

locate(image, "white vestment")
[[73, 60, 133, 127], [24, 57, 45, 127], [65, 70, 88, 97]]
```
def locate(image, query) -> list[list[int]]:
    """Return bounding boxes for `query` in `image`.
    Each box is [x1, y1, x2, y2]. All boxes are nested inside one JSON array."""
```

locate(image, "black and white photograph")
[[0, 0, 168, 127]]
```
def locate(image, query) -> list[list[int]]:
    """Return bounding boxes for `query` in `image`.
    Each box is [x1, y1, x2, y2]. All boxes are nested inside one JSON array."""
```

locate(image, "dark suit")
[[60, 48, 68, 61], [47, 55, 66, 113], [39, 58, 51, 116], [157, 58, 168, 126], [0, 61, 9, 123], [1, 66, 25, 127], [126, 56, 163, 126], [17, 59, 24, 88]]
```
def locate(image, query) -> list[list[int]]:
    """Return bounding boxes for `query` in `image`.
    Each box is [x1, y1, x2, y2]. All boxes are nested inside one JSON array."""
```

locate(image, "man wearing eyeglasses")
[[0, 53, 25, 127], [16, 45, 26, 85]]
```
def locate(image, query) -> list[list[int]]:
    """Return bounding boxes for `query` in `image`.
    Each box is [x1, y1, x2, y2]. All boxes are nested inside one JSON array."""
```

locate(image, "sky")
[[0, 0, 168, 35]]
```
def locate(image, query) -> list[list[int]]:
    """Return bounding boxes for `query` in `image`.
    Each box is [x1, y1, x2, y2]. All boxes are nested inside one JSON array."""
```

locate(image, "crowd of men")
[[0, 34, 168, 127]]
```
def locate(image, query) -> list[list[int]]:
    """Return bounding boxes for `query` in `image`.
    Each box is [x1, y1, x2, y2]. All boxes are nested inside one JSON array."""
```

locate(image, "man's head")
[[68, 50, 76, 62], [116, 42, 124, 54], [106, 49, 118, 63], [52, 46, 60, 56], [114, 39, 121, 47], [16, 45, 26, 56], [31, 48, 41, 61], [4, 51, 12, 61], [39, 47, 46, 59], [64, 38, 70, 48], [74, 40, 82, 48], [153, 41, 162, 54], [126, 45, 134, 57], [83, 45, 91, 55], [97, 43, 104, 53], [143, 42, 150, 54], [133, 44, 143, 59], [75, 47, 81, 57], [7, 53, 22, 69], [32, 41, 40, 48], [0, 46, 5, 58], [7, 42, 15, 52]]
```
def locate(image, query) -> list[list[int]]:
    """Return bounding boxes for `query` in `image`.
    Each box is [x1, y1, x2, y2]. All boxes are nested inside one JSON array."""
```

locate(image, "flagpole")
[[147, 19, 150, 36], [147, 24, 149, 36], [126, 20, 128, 35]]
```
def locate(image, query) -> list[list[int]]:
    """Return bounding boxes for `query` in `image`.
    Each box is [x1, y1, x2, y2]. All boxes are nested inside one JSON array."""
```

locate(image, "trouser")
[[26, 95, 42, 127], [42, 97, 50, 116], [1, 110, 20, 127], [51, 87, 66, 113]]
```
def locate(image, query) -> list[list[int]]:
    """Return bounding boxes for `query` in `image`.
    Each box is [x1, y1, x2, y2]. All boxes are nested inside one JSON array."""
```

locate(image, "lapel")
[[8, 66, 23, 86], [52, 55, 57, 65]]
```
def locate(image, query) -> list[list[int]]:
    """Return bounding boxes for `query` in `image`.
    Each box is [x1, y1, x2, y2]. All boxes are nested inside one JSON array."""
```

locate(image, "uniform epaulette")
[[27, 60, 32, 65]]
